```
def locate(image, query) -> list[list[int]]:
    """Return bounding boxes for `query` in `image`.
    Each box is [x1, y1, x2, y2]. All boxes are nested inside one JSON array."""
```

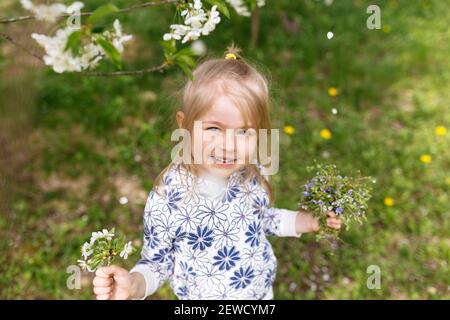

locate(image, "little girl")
[[92, 47, 341, 300]]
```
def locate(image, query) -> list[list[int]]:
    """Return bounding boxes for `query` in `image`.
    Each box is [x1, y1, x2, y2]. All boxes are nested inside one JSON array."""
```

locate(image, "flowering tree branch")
[[0, 0, 179, 24], [1, 0, 266, 77], [0, 30, 168, 76]]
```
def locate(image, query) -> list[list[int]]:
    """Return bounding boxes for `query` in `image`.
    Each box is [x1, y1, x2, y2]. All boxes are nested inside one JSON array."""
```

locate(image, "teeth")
[[213, 156, 234, 164]]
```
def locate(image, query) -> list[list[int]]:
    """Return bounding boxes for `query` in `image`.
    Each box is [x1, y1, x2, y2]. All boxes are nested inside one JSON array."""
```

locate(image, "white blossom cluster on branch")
[[7, 0, 268, 75], [163, 0, 221, 43], [31, 19, 132, 73], [20, 0, 84, 23]]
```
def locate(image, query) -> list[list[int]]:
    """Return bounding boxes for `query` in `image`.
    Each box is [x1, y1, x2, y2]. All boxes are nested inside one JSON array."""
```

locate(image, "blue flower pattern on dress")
[[133, 164, 293, 300], [213, 246, 241, 271], [230, 266, 255, 289], [245, 221, 262, 247], [187, 225, 214, 251]]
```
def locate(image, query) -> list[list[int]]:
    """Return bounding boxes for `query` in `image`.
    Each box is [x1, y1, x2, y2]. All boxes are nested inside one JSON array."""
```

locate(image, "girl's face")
[[181, 96, 258, 179]]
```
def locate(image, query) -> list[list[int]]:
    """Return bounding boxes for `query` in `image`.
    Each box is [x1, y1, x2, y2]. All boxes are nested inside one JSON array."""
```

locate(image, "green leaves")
[[96, 36, 122, 69], [174, 48, 196, 79], [88, 4, 119, 26], [161, 40, 197, 79], [63, 3, 123, 69], [64, 30, 82, 55], [205, 0, 231, 19]]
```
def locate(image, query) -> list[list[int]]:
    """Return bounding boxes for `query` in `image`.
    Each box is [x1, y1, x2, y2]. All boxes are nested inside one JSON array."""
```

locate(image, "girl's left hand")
[[326, 211, 342, 230]]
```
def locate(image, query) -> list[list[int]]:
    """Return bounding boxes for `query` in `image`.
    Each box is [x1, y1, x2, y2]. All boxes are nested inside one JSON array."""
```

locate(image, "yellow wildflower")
[[320, 129, 332, 140], [384, 197, 394, 207], [420, 154, 432, 164], [435, 126, 447, 136], [328, 87, 338, 97], [283, 125, 295, 135]]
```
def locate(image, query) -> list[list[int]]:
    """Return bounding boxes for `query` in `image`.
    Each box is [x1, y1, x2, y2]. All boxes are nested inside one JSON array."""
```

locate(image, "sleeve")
[[255, 163, 302, 238], [261, 206, 302, 238], [129, 189, 176, 299]]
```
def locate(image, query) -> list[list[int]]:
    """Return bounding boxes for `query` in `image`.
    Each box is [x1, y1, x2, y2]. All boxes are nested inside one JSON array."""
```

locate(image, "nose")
[[214, 130, 235, 158]]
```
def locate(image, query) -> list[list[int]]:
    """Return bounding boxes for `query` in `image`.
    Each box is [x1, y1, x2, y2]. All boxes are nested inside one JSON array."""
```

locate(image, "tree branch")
[[1, 30, 171, 76], [0, 0, 179, 24], [0, 31, 44, 63], [81, 62, 170, 77]]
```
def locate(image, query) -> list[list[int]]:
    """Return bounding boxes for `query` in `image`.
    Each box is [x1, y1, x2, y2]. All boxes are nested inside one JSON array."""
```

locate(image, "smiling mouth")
[[211, 156, 236, 164]]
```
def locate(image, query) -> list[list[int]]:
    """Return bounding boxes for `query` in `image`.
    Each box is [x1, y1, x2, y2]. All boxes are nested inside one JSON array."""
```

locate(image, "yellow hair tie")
[[225, 53, 237, 60]]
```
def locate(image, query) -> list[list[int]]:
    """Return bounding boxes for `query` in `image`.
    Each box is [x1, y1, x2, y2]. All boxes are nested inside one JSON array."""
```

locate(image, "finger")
[[327, 211, 336, 218], [326, 219, 341, 228], [94, 286, 112, 295], [95, 267, 112, 279], [329, 222, 342, 229], [103, 265, 128, 278], [96, 293, 111, 300], [329, 218, 341, 224], [93, 276, 113, 287]]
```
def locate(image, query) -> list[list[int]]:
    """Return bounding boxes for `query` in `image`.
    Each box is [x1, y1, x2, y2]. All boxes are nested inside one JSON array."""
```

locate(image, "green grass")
[[0, 0, 449, 299]]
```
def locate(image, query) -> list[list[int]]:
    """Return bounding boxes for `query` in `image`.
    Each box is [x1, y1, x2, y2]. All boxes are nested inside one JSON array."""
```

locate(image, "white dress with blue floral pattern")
[[130, 164, 301, 300]]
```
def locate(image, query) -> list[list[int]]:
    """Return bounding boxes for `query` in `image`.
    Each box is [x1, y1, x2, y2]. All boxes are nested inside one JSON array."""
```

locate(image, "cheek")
[[237, 136, 257, 158], [201, 132, 216, 150]]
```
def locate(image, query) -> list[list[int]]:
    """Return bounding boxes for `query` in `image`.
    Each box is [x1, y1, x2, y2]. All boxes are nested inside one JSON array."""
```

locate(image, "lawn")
[[0, 0, 449, 299]]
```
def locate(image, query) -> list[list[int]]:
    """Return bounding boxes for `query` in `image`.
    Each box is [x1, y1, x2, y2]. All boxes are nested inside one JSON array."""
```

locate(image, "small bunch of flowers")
[[163, 0, 221, 43], [299, 162, 374, 241], [77, 228, 135, 272]]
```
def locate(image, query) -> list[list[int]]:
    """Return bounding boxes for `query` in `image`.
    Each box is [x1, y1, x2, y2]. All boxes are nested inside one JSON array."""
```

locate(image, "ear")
[[176, 111, 185, 128]]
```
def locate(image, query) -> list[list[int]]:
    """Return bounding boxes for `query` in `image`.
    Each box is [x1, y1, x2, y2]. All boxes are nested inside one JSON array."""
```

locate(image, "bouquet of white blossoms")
[[299, 162, 374, 241], [77, 228, 135, 272]]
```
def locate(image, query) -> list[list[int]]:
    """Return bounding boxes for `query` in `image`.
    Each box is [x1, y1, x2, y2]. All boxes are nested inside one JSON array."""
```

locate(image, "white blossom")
[[21, 0, 85, 23], [90, 228, 115, 244], [31, 28, 86, 73], [225, 0, 265, 17], [111, 19, 134, 53], [163, 1, 221, 43], [78, 259, 94, 272], [31, 19, 132, 74], [201, 5, 220, 35], [191, 40, 207, 56], [81, 241, 93, 259], [66, 2, 84, 14], [119, 241, 133, 259], [119, 196, 129, 205]]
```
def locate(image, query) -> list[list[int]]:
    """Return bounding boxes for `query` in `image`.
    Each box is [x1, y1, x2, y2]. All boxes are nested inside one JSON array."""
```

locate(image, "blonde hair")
[[154, 44, 274, 203]]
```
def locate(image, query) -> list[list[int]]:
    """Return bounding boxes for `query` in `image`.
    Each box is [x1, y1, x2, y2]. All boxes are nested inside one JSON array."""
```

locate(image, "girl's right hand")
[[93, 265, 134, 300]]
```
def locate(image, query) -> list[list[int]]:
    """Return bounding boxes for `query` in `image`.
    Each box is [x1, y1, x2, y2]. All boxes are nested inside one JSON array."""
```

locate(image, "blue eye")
[[206, 126, 220, 131]]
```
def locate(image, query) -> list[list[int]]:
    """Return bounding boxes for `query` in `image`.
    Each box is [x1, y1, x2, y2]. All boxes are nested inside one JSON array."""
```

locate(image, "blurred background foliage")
[[0, 0, 449, 299]]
